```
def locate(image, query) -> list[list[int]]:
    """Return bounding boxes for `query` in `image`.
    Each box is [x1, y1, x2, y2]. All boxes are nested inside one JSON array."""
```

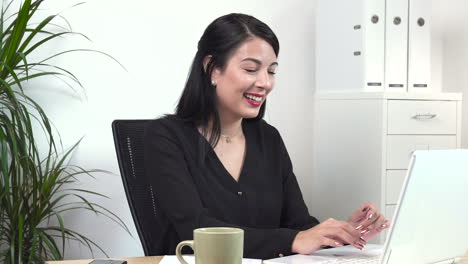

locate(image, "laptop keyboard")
[[315, 254, 380, 264]]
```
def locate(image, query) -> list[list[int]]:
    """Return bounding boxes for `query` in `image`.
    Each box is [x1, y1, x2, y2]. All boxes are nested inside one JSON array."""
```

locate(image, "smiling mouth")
[[244, 93, 263, 102], [243, 93, 264, 107]]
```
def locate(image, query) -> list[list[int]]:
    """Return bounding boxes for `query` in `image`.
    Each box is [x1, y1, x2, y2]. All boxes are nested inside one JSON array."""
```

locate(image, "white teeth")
[[244, 94, 262, 102]]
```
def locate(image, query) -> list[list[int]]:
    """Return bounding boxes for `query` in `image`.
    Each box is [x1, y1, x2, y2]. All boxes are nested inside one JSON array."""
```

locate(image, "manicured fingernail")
[[360, 228, 369, 234], [358, 242, 365, 247], [360, 237, 367, 243], [354, 243, 364, 250], [380, 224, 387, 228], [368, 213, 373, 220], [335, 242, 344, 247], [355, 224, 363, 230]]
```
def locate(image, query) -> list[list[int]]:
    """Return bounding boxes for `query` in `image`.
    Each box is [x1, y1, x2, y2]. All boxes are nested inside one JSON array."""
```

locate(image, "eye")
[[268, 67, 277, 75], [244, 69, 257, 73]]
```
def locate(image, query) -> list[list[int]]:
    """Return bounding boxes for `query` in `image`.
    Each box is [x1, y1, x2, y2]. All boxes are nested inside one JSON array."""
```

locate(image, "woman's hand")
[[347, 202, 390, 242], [291, 218, 366, 255]]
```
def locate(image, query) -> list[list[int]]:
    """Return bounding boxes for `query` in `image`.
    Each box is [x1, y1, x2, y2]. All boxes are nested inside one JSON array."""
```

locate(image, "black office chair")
[[112, 119, 160, 256]]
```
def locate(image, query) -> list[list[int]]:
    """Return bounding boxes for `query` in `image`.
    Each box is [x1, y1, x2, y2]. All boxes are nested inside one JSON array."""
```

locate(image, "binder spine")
[[407, 0, 432, 93], [384, 0, 409, 92], [363, 0, 385, 91]]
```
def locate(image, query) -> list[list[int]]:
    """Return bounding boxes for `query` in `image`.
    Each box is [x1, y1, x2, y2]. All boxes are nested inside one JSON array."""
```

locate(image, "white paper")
[[160, 255, 262, 264]]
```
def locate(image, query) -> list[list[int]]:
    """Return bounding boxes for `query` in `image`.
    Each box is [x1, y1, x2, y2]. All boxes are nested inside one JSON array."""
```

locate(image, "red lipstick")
[[244, 93, 264, 107]]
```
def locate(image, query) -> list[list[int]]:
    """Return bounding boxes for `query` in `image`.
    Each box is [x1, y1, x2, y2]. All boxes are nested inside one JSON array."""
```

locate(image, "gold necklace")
[[220, 128, 242, 143]]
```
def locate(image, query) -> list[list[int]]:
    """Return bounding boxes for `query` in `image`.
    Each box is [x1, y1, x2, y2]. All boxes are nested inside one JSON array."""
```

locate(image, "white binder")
[[316, 0, 385, 92], [407, 0, 431, 93], [362, 0, 386, 91], [384, 0, 408, 92], [316, 0, 431, 93]]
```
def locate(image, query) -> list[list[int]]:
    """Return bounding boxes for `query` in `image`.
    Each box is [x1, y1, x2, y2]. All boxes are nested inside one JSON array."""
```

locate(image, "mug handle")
[[176, 240, 194, 264]]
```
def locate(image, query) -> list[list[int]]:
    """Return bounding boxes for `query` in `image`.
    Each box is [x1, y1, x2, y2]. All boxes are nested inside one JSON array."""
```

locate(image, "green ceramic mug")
[[176, 227, 244, 264]]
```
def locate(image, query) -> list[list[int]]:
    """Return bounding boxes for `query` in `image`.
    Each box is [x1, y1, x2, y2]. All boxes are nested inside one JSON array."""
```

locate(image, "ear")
[[203, 55, 212, 73], [203, 55, 221, 81]]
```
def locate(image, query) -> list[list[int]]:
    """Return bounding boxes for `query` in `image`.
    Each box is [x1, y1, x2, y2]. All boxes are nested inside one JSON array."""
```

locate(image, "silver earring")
[[211, 79, 217, 86]]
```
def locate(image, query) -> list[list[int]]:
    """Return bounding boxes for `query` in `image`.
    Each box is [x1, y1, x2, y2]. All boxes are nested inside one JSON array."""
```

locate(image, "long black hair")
[[175, 13, 279, 147]]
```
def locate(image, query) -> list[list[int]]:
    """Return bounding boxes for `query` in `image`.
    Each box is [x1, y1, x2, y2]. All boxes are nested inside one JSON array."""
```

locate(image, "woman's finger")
[[329, 223, 365, 249], [361, 216, 389, 241], [357, 209, 381, 229], [376, 219, 391, 232], [360, 202, 377, 212], [321, 237, 344, 248], [364, 213, 383, 232], [321, 218, 368, 250], [374, 214, 387, 228], [326, 233, 364, 250], [349, 203, 377, 224]]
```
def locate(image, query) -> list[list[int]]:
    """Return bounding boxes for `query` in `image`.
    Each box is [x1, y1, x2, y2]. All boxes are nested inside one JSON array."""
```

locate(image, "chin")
[[241, 110, 261, 119]]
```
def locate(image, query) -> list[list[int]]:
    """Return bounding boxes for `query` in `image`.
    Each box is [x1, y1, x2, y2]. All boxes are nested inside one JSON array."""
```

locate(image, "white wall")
[[31, 0, 318, 259], [27, 0, 468, 260], [432, 0, 468, 147]]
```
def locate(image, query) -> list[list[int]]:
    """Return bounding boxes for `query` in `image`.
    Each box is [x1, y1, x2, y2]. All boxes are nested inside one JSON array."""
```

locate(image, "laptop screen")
[[382, 150, 468, 264]]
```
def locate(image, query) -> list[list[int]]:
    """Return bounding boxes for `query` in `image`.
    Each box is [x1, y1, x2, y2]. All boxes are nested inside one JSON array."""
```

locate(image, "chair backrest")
[[112, 119, 159, 256]]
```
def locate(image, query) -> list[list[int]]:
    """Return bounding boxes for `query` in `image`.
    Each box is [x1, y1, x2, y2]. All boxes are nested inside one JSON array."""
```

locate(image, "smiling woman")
[[210, 38, 278, 121], [142, 13, 389, 260], [175, 13, 280, 148]]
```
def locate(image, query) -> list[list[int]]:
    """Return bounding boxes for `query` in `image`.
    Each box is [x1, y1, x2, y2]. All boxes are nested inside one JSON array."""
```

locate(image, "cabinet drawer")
[[386, 170, 407, 205], [387, 100, 457, 134], [386, 135, 457, 169]]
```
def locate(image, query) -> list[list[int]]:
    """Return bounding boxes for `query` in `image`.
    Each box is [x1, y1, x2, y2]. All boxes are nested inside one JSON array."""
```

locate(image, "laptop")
[[264, 149, 468, 264]]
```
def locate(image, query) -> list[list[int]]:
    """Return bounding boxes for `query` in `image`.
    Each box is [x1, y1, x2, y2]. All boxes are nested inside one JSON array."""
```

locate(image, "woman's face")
[[211, 37, 278, 120]]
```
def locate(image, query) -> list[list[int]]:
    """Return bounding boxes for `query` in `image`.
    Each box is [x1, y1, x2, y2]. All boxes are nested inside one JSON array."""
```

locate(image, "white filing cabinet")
[[316, 0, 432, 93], [311, 92, 462, 242]]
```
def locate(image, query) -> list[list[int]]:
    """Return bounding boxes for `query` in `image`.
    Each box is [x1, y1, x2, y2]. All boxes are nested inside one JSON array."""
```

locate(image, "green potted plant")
[[0, 1, 128, 263]]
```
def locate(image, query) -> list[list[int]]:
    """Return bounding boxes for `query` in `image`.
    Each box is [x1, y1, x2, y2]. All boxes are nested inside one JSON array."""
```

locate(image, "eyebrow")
[[241, 58, 278, 66]]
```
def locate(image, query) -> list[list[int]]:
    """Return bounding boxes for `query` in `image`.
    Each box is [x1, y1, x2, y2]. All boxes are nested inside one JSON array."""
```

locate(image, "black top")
[[143, 115, 319, 259]]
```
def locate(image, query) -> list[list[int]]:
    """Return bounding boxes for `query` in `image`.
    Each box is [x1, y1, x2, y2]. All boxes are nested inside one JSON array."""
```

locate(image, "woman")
[[143, 13, 389, 259]]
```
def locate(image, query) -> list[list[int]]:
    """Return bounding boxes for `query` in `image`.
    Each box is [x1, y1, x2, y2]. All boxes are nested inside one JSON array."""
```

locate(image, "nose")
[[255, 69, 273, 90]]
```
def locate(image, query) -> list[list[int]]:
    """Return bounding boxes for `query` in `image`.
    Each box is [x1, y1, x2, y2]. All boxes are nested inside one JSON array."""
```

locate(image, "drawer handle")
[[412, 113, 437, 120]]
